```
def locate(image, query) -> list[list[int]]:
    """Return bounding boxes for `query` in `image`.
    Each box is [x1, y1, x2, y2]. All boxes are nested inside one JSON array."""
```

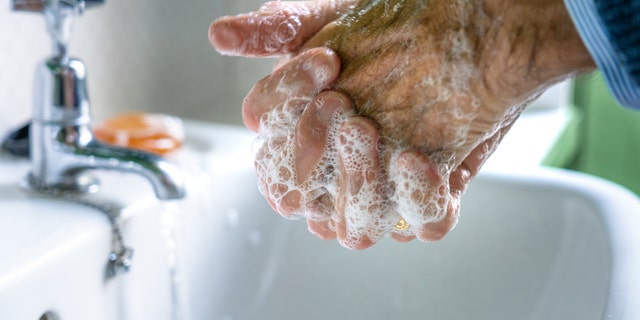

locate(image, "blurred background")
[[0, 0, 272, 130]]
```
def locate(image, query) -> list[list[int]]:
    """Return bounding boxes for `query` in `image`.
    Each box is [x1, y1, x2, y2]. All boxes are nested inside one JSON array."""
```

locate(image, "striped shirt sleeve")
[[564, 0, 640, 110]]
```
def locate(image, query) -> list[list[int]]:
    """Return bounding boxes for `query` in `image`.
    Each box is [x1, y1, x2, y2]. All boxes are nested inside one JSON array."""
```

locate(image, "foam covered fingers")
[[391, 150, 457, 241], [335, 117, 395, 250], [307, 219, 337, 240], [295, 91, 353, 184], [242, 48, 340, 131], [273, 91, 354, 220], [415, 201, 460, 241], [209, 0, 357, 57], [254, 133, 300, 218], [255, 90, 354, 220]]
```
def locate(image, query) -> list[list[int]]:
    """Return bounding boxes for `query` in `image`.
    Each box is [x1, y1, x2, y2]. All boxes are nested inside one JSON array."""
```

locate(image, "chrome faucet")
[[14, 0, 186, 200]]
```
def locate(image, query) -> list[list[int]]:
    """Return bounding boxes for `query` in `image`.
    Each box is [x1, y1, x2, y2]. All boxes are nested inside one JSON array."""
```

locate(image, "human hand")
[[297, 0, 596, 167], [209, 0, 595, 249], [235, 47, 495, 249]]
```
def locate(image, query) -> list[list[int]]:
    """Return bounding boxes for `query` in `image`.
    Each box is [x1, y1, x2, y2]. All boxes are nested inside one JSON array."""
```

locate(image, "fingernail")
[[300, 49, 340, 87], [209, 20, 243, 55]]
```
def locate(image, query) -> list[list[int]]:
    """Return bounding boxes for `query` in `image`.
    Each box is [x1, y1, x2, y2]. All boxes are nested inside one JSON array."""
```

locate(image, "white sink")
[[0, 156, 180, 319], [1, 120, 639, 320]]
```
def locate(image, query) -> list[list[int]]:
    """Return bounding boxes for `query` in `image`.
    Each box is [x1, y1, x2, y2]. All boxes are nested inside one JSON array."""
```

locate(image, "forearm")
[[480, 0, 596, 104]]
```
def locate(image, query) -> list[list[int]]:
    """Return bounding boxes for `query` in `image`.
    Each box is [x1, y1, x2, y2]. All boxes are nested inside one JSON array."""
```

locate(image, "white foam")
[[255, 101, 345, 220], [336, 121, 398, 247], [255, 100, 455, 247], [389, 151, 450, 227]]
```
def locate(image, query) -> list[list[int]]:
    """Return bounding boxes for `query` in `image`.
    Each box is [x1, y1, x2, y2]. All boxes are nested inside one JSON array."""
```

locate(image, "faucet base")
[[28, 171, 100, 194]]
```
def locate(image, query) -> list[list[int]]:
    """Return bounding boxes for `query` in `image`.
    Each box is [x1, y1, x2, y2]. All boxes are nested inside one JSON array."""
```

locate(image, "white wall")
[[0, 0, 275, 134]]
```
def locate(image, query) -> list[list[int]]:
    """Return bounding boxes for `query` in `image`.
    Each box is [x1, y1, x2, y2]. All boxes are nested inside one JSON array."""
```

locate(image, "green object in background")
[[546, 72, 640, 195]]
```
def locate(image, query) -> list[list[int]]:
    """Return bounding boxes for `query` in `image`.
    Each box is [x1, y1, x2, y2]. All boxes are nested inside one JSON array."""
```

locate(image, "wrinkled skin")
[[210, 0, 595, 249], [303, 1, 525, 159]]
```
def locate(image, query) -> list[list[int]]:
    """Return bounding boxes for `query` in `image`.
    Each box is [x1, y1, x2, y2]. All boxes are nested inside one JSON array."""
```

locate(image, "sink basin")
[[1, 120, 639, 320], [182, 122, 640, 320], [195, 169, 640, 319]]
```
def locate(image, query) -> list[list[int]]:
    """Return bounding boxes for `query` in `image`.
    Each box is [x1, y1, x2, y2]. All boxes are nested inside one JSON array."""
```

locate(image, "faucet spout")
[[29, 55, 186, 200], [19, 0, 185, 200], [79, 139, 185, 200], [85, 142, 186, 200], [31, 123, 185, 199]]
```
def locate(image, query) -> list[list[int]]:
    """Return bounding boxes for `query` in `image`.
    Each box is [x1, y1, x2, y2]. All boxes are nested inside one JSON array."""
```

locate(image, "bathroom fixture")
[[13, 0, 185, 200]]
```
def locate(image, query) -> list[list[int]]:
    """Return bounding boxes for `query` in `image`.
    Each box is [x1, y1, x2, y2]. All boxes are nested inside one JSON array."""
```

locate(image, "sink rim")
[[477, 168, 640, 319]]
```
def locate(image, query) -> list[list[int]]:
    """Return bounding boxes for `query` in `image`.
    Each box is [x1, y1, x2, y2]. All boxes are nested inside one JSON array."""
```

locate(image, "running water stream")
[[160, 202, 191, 320]]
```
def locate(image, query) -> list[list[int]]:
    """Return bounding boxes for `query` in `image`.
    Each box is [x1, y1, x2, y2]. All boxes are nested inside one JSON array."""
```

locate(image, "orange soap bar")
[[93, 113, 185, 156]]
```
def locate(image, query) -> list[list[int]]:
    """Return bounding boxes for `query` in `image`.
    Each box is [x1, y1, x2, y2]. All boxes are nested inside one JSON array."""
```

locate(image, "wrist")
[[480, 0, 596, 103]]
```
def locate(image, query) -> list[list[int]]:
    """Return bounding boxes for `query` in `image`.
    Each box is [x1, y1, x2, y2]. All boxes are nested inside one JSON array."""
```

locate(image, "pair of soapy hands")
[[209, 0, 594, 249]]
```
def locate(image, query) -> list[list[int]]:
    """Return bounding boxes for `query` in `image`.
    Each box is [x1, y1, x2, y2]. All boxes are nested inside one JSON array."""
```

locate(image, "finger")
[[449, 119, 517, 196], [252, 54, 342, 219], [256, 158, 305, 219], [390, 232, 416, 243], [392, 150, 448, 227], [242, 47, 340, 131], [335, 117, 394, 250], [209, 0, 357, 57], [255, 147, 279, 212], [416, 199, 460, 242], [295, 91, 353, 184], [391, 150, 457, 242], [304, 193, 335, 221], [286, 91, 353, 221], [254, 91, 351, 219], [254, 136, 303, 218], [307, 219, 337, 240]]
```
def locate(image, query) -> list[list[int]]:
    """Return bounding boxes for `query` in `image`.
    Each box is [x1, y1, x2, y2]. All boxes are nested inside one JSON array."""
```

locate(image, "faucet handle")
[[12, 0, 104, 13], [13, 0, 105, 57]]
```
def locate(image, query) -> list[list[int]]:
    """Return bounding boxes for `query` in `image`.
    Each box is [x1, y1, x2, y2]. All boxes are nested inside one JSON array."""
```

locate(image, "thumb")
[[210, 0, 357, 57]]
